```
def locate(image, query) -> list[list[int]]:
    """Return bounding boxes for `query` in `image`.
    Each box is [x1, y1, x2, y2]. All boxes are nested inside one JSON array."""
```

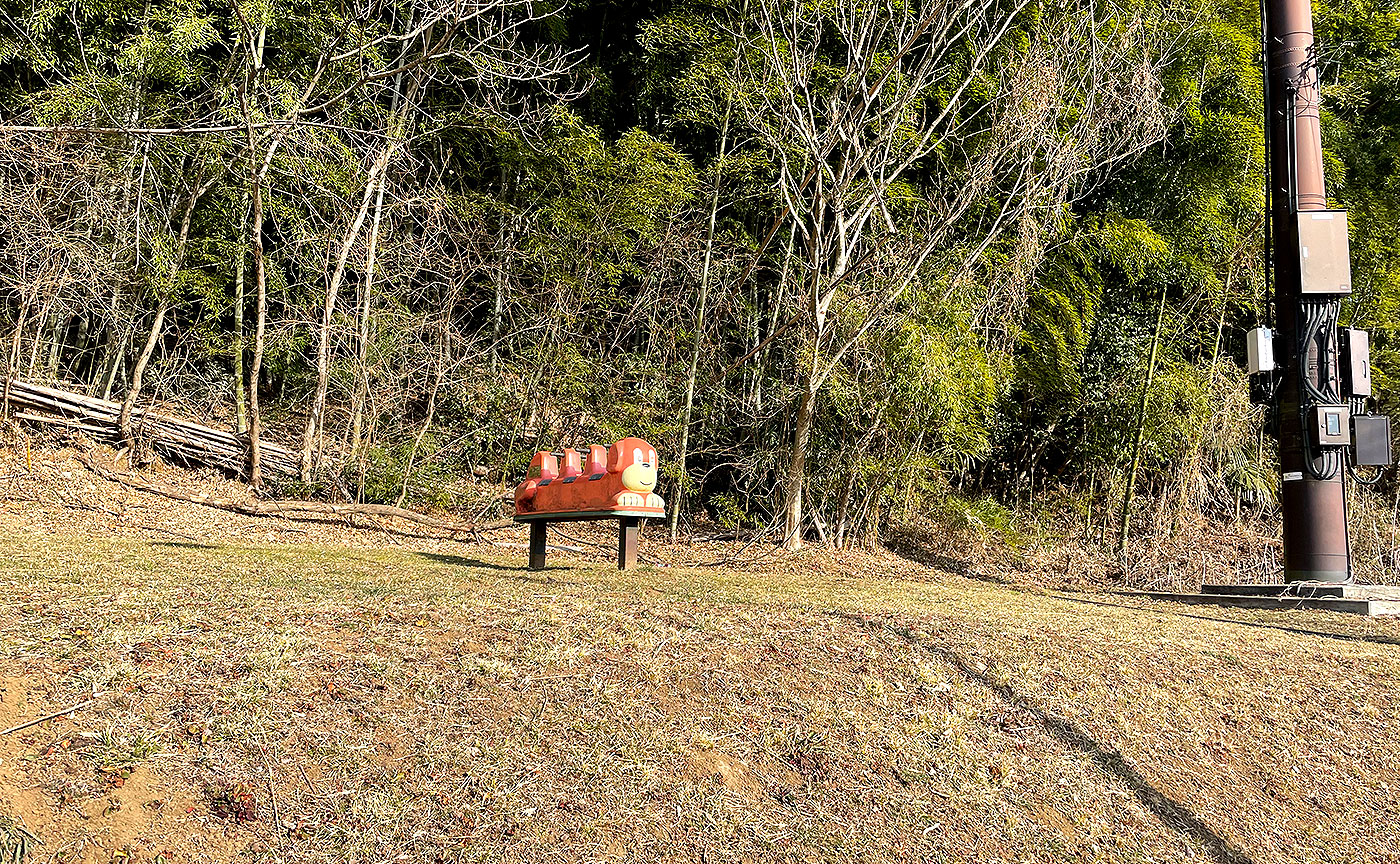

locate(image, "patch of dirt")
[[1026, 801, 1080, 842], [0, 677, 32, 728], [684, 750, 767, 801], [0, 674, 247, 863]]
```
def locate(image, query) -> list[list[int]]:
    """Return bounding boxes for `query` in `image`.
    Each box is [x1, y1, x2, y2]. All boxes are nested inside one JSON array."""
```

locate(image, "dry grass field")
[[0, 449, 1397, 863]]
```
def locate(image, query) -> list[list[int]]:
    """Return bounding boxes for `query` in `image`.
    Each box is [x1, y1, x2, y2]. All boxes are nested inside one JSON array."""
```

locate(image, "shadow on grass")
[[833, 610, 1258, 864], [946, 568, 1022, 588], [1056, 593, 1400, 647], [153, 541, 221, 550], [415, 552, 519, 572], [412, 552, 580, 587], [883, 535, 1028, 590]]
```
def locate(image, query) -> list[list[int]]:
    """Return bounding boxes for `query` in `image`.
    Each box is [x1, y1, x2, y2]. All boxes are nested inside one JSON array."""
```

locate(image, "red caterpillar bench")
[[513, 437, 665, 570]]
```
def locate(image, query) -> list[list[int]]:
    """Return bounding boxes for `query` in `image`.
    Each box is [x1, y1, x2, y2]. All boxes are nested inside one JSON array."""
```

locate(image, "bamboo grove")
[[1, 0, 1399, 553]]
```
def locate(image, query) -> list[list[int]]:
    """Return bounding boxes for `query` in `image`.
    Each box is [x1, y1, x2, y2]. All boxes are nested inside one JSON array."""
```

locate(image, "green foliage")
[[1317, 0, 1400, 417], [356, 439, 462, 509], [881, 315, 998, 463], [524, 118, 698, 299], [933, 494, 1021, 547], [1, 0, 1397, 546]]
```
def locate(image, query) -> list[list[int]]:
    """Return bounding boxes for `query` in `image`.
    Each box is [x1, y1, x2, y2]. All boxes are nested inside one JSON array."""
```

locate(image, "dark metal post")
[[1265, 0, 1351, 582], [529, 521, 548, 570], [618, 517, 639, 570]]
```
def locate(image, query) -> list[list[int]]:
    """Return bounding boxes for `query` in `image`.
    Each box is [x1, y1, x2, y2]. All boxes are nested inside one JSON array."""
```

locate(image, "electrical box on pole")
[[1340, 328, 1372, 397], [1353, 415, 1392, 466], [1247, 327, 1275, 375], [1297, 210, 1353, 294], [1310, 405, 1351, 447], [1339, 327, 1391, 469]]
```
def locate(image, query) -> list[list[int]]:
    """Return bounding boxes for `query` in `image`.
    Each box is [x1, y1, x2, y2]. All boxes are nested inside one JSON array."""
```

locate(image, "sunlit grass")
[[0, 526, 1396, 862]]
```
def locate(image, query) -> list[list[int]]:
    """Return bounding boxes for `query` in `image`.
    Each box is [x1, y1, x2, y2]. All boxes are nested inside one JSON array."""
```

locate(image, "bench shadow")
[[415, 552, 520, 572], [833, 611, 1257, 864], [412, 552, 583, 587]]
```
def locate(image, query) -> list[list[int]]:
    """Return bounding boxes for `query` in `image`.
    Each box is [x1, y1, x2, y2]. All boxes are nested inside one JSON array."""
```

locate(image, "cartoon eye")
[[649, 448, 657, 464], [633, 447, 644, 466]]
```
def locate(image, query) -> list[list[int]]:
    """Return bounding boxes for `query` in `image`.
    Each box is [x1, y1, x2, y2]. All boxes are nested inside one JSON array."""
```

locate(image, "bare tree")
[[118, 167, 217, 447], [736, 0, 1176, 548], [294, 0, 581, 482]]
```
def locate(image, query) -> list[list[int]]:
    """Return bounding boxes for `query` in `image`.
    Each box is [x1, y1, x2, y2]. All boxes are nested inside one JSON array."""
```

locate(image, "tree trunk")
[[834, 468, 856, 549], [25, 297, 55, 378], [71, 315, 90, 380], [1118, 283, 1168, 556], [670, 95, 734, 542], [99, 323, 128, 402], [349, 167, 390, 464], [783, 381, 817, 550], [300, 119, 402, 480], [1084, 467, 1097, 541], [233, 193, 250, 436], [45, 313, 67, 378], [118, 302, 169, 442], [247, 176, 268, 486], [242, 14, 270, 486]]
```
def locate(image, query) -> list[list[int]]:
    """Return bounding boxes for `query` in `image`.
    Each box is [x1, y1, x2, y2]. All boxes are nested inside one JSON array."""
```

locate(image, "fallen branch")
[[1, 699, 94, 736], [76, 452, 513, 539], [3, 377, 298, 476]]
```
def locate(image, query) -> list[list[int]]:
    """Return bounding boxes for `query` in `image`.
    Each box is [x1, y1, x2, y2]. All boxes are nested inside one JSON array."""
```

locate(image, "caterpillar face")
[[621, 445, 657, 493]]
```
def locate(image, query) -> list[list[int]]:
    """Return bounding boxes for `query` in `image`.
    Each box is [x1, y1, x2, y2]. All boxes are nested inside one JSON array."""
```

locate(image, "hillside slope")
[[0, 462, 1396, 862]]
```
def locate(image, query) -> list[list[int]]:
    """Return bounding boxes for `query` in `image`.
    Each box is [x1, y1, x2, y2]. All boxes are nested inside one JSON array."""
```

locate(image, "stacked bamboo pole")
[[1, 377, 298, 476]]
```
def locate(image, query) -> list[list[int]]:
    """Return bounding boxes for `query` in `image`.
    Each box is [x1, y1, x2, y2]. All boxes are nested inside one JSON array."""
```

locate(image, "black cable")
[[1350, 463, 1388, 486], [1348, 429, 1388, 484], [1298, 297, 1344, 480]]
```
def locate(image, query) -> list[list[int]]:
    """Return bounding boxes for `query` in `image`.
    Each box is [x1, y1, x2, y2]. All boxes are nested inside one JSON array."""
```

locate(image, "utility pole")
[[1145, 0, 1393, 611], [1264, 0, 1351, 583]]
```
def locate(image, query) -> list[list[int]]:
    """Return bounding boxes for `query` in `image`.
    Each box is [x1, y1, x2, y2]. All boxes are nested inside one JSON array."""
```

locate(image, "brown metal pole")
[[1265, 0, 1350, 582], [529, 521, 548, 570], [618, 517, 640, 570]]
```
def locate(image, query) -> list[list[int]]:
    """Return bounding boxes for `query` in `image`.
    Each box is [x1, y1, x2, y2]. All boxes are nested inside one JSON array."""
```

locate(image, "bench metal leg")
[[529, 521, 548, 570], [618, 516, 639, 570]]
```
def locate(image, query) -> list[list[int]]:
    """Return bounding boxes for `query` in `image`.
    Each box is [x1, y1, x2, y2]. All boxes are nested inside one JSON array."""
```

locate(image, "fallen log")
[[76, 452, 515, 539], [2, 377, 298, 476]]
